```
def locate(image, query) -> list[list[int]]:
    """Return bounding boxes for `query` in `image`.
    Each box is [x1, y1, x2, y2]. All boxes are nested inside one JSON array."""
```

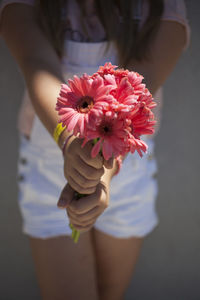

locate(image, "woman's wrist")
[[58, 129, 69, 149]]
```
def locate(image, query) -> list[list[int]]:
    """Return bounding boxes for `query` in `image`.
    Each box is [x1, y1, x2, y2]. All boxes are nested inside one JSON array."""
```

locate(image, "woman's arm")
[[103, 21, 188, 182], [1, 3, 64, 137], [1, 3, 104, 195], [128, 21, 187, 95]]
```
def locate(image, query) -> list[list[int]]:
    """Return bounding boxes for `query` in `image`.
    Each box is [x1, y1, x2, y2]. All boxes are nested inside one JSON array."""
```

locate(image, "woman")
[[0, 0, 190, 299]]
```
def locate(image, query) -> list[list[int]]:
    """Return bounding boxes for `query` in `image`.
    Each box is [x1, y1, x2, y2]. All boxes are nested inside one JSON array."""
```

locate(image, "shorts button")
[[18, 174, 25, 181], [153, 172, 158, 179], [20, 157, 27, 165]]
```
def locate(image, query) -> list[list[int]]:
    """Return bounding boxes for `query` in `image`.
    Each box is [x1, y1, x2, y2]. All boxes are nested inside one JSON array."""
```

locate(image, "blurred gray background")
[[0, 1, 199, 299]]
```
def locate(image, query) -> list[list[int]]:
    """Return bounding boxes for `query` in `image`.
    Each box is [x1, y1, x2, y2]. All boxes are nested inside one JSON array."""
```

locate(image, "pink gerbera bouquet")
[[56, 63, 156, 242]]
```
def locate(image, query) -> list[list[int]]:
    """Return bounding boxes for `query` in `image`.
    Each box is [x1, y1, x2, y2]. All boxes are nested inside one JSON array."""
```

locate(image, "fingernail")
[[57, 197, 67, 208]]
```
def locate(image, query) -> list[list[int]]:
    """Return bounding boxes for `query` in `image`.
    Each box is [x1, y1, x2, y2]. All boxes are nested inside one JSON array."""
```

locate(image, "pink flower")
[[130, 92, 157, 138], [98, 75, 140, 114], [56, 74, 115, 136], [95, 63, 153, 112], [56, 62, 157, 160], [97, 62, 118, 77], [94, 63, 156, 157], [82, 111, 128, 160], [128, 133, 148, 157], [96, 63, 144, 91]]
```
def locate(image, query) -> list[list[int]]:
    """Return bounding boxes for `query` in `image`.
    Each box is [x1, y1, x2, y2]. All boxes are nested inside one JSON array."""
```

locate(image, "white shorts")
[[17, 116, 158, 239]]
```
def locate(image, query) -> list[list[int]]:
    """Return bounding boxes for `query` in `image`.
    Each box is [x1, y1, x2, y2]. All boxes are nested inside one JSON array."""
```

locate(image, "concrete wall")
[[0, 1, 199, 299]]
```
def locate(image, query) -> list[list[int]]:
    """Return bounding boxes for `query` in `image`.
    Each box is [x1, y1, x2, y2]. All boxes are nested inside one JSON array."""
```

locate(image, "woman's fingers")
[[67, 209, 98, 227], [68, 175, 97, 195], [63, 137, 104, 192], [69, 167, 100, 189], [69, 188, 102, 214], [69, 183, 107, 214], [64, 158, 103, 194], [67, 208, 98, 232], [103, 156, 114, 169], [69, 223, 94, 232], [68, 205, 100, 223], [64, 155, 104, 182], [66, 182, 109, 231], [67, 201, 105, 231], [57, 183, 74, 208], [76, 156, 104, 180], [78, 141, 103, 169]]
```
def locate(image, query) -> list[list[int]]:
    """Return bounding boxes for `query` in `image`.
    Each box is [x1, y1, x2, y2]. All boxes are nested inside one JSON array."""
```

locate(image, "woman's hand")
[[57, 175, 110, 232], [61, 134, 113, 195], [67, 180, 109, 232], [63, 136, 105, 194]]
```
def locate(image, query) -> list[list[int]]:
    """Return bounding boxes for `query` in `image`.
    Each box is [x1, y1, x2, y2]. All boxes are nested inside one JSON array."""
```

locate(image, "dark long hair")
[[35, 0, 164, 66]]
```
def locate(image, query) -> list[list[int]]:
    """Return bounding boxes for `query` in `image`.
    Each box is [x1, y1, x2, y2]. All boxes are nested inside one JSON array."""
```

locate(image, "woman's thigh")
[[92, 228, 143, 300], [29, 232, 98, 300]]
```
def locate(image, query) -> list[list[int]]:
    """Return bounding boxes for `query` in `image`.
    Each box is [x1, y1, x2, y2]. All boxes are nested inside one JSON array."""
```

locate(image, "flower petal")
[[102, 140, 113, 160], [91, 139, 102, 158]]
